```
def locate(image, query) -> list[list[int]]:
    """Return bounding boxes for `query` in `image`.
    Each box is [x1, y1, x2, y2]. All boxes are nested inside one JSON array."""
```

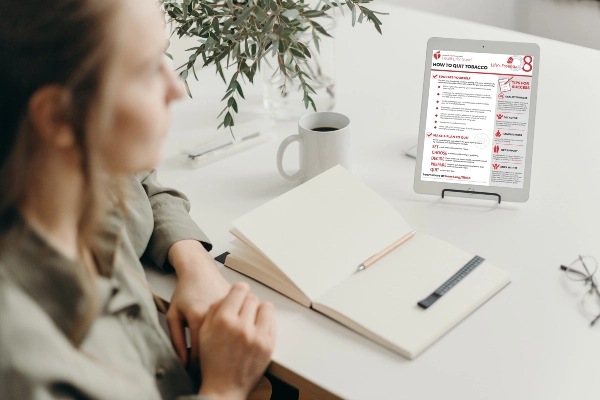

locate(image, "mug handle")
[[277, 134, 304, 181]]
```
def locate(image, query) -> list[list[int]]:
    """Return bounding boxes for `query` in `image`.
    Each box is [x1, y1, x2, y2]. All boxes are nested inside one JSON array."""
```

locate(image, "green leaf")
[[304, 10, 325, 18], [225, 112, 234, 127], [312, 29, 320, 53], [217, 106, 228, 118], [282, 9, 300, 20], [212, 17, 220, 35], [216, 61, 226, 83], [275, 24, 284, 36], [297, 42, 311, 58], [322, 0, 334, 10], [223, 18, 233, 32], [290, 47, 305, 58], [254, 6, 269, 22], [349, 1, 356, 26], [181, 69, 188, 80], [236, 84, 245, 99], [373, 21, 382, 34], [165, 52, 173, 60], [311, 21, 333, 38], [228, 97, 238, 113], [227, 72, 239, 91], [304, 82, 317, 95], [366, 10, 382, 25], [221, 89, 234, 101], [183, 79, 192, 98], [235, 8, 250, 26], [308, 96, 316, 112], [334, 1, 345, 17]]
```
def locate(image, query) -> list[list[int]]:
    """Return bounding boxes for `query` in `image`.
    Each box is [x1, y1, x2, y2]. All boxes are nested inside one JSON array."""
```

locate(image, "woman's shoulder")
[[0, 268, 158, 400], [0, 269, 64, 347], [0, 269, 72, 378]]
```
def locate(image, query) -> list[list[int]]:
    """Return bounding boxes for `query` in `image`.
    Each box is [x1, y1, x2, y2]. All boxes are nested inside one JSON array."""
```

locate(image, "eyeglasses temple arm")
[[560, 265, 588, 278]]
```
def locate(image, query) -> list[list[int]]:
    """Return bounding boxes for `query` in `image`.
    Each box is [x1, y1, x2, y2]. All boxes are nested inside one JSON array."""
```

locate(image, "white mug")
[[277, 112, 351, 183]]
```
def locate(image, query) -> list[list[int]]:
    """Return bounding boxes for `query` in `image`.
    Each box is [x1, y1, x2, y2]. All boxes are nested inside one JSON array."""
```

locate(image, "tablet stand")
[[441, 189, 501, 204]]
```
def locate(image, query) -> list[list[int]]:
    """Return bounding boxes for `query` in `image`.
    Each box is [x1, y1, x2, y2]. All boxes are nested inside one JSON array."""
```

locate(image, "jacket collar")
[[0, 210, 123, 345]]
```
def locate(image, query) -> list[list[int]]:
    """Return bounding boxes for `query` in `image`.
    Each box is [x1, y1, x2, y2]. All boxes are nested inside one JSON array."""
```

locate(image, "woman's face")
[[101, 0, 184, 174]]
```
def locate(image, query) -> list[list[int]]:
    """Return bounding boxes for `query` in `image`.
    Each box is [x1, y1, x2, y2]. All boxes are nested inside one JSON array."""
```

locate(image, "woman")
[[0, 0, 276, 399]]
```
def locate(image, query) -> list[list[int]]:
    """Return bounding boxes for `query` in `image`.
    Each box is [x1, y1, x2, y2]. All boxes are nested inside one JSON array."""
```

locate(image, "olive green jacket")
[[0, 171, 213, 400]]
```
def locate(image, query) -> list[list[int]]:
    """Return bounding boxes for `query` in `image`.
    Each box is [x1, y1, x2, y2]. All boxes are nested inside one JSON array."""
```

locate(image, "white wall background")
[[382, 0, 600, 50]]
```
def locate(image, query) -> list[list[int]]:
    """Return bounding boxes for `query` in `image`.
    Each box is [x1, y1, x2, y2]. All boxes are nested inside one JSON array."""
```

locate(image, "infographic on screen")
[[421, 50, 535, 188]]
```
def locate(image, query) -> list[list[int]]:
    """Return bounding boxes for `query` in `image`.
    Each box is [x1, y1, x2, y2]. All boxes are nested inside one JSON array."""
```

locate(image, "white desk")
[[148, 3, 600, 399]]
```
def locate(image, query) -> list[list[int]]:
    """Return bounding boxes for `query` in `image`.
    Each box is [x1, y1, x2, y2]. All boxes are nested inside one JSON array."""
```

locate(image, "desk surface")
[[147, 3, 600, 399]]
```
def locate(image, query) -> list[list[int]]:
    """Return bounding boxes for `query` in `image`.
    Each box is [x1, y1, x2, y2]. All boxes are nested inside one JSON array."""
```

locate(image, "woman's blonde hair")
[[0, 0, 137, 344], [0, 0, 126, 252]]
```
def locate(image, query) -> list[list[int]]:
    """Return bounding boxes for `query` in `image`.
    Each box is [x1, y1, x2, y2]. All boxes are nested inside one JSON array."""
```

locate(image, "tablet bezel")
[[413, 37, 540, 202]]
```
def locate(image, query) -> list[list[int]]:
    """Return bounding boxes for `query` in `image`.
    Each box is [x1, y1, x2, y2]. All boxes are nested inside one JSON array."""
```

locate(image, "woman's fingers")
[[255, 301, 275, 336], [217, 282, 250, 318], [239, 293, 260, 324], [166, 311, 188, 365], [197, 287, 277, 400]]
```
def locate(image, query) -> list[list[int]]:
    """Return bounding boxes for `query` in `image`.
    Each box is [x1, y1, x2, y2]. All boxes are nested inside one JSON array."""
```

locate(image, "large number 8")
[[522, 55, 533, 72]]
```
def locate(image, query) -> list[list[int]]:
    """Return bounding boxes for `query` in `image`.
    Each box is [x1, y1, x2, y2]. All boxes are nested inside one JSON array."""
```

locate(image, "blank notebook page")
[[313, 233, 511, 358], [232, 165, 413, 301]]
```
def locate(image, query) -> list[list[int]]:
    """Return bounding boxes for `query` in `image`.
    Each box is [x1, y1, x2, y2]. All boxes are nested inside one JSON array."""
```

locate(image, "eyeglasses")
[[560, 255, 600, 327]]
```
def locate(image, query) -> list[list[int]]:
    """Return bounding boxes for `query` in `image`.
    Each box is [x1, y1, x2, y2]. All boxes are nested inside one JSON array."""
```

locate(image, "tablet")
[[413, 38, 540, 202]]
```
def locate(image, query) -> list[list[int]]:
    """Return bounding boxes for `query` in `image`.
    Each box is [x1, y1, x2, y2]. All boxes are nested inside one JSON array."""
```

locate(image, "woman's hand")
[[166, 240, 231, 368], [198, 282, 276, 400]]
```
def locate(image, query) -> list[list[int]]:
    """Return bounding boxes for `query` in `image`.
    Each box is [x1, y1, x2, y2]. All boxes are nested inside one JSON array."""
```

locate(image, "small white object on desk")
[[180, 119, 274, 168]]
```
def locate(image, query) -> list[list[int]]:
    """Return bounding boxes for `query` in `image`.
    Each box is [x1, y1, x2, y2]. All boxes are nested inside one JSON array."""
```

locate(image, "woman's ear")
[[28, 85, 76, 149]]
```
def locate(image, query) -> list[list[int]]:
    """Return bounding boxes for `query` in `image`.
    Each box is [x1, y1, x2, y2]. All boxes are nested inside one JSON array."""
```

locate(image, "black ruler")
[[417, 255, 485, 309]]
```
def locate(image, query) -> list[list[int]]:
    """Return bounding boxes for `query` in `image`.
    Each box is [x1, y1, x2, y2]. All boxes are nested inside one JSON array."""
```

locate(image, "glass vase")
[[262, 19, 336, 120]]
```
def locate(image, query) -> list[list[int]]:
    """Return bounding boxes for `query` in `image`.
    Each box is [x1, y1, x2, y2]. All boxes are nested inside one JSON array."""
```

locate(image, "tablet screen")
[[420, 50, 535, 188]]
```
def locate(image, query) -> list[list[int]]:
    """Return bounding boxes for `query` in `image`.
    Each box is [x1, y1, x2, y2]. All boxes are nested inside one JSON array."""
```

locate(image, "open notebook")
[[220, 166, 511, 359]]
